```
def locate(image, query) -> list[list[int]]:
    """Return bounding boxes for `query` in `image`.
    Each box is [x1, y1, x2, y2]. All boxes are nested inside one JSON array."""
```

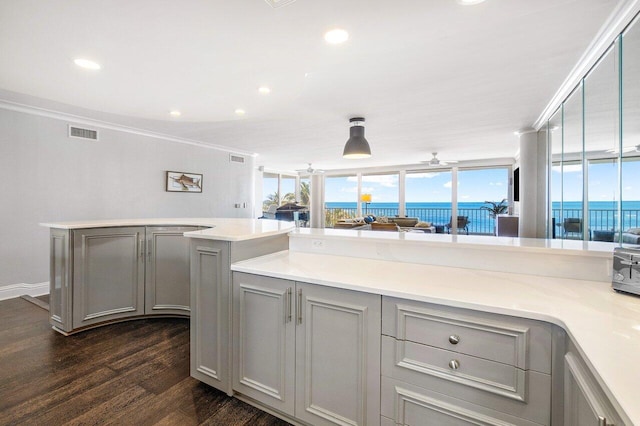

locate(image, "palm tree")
[[263, 191, 279, 210], [299, 181, 310, 206], [281, 192, 296, 204]]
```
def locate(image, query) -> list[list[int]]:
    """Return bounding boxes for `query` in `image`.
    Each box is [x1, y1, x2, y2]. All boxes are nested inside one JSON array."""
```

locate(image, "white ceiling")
[[0, 0, 622, 172]]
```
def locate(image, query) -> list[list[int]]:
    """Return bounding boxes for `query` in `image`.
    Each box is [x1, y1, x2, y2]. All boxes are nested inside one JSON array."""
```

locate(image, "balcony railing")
[[551, 209, 640, 233], [325, 206, 640, 237], [325, 207, 496, 235]]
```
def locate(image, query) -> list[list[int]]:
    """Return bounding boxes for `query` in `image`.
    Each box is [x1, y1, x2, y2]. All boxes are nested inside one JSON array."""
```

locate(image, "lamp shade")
[[343, 118, 371, 159], [360, 193, 372, 203]]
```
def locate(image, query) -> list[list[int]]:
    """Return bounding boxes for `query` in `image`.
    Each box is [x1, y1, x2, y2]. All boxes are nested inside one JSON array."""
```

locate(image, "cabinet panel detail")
[[564, 352, 621, 426], [381, 377, 541, 426], [145, 227, 195, 314], [72, 228, 145, 328], [49, 229, 71, 331], [192, 245, 224, 383], [232, 273, 295, 416], [296, 283, 381, 426]]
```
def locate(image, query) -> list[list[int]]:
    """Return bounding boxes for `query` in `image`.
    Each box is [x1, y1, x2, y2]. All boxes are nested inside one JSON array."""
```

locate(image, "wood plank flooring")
[[0, 297, 291, 426]]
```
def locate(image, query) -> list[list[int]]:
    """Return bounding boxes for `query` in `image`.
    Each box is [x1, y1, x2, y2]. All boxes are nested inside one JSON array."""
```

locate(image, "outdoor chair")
[[261, 205, 278, 219], [562, 218, 583, 239], [446, 216, 469, 235]]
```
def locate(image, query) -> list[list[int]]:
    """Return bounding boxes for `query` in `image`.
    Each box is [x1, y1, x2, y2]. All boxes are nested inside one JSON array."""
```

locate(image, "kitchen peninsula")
[[187, 228, 638, 426]]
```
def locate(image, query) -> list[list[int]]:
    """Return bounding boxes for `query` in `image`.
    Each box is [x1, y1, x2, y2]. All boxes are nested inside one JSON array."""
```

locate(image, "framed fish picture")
[[166, 171, 203, 193]]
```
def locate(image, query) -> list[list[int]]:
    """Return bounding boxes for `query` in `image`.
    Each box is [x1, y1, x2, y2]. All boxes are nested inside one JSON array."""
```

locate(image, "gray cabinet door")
[[564, 353, 621, 426], [72, 227, 145, 329], [232, 272, 295, 416], [145, 226, 197, 315], [190, 239, 231, 394], [295, 282, 381, 426]]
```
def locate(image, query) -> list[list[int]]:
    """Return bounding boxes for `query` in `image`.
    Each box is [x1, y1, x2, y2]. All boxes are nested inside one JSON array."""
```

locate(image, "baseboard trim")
[[0, 282, 49, 301]]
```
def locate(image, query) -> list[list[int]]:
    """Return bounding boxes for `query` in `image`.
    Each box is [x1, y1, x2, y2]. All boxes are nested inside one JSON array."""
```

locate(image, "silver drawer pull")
[[448, 359, 460, 370], [448, 335, 460, 345]]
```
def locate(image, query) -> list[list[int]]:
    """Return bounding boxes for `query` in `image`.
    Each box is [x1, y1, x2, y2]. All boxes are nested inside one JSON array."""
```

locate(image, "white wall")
[[0, 108, 255, 292]]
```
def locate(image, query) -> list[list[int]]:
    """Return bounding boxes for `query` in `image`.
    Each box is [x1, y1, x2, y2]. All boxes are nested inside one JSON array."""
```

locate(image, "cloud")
[[460, 195, 470, 199], [489, 182, 504, 186], [444, 181, 452, 188]]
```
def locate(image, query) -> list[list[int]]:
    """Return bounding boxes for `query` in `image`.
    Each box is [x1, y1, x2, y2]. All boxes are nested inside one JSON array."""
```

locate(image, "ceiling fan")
[[296, 163, 325, 175], [421, 152, 458, 167]]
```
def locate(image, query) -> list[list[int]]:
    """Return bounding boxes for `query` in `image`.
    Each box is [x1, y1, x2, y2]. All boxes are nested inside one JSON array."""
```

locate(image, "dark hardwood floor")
[[0, 297, 291, 426]]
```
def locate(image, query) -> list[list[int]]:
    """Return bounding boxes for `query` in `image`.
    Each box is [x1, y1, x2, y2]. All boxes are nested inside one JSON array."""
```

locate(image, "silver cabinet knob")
[[448, 359, 460, 370], [448, 335, 460, 345]]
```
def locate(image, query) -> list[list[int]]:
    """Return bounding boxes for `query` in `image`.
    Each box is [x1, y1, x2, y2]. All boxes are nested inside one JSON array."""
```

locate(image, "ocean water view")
[[325, 201, 640, 234]]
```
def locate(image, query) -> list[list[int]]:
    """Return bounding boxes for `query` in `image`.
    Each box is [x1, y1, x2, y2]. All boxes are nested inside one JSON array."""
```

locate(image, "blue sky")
[[324, 168, 509, 203], [551, 158, 640, 202]]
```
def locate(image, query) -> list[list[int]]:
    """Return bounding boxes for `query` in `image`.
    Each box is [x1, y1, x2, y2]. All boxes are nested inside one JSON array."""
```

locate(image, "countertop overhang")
[[232, 249, 640, 424], [40, 218, 295, 242]]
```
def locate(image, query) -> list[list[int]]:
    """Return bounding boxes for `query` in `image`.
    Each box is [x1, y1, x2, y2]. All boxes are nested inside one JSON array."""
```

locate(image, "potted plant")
[[481, 199, 508, 235]]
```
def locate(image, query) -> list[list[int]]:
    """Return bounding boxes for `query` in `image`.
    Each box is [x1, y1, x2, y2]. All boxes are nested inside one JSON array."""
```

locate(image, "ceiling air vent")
[[230, 154, 246, 164], [68, 125, 98, 141], [264, 0, 297, 9]]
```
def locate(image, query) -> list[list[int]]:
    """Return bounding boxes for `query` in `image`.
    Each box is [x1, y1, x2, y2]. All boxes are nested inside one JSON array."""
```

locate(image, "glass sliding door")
[[361, 173, 399, 218], [262, 172, 279, 213], [457, 168, 509, 235], [622, 16, 640, 245], [324, 175, 357, 227], [405, 170, 452, 229], [280, 175, 296, 205], [549, 108, 563, 238], [584, 43, 620, 242], [560, 86, 584, 239]]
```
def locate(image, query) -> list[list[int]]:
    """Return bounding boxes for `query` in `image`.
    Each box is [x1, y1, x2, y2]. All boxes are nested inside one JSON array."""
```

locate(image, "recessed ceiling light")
[[456, 0, 486, 4], [235, 109, 246, 116], [324, 28, 349, 44], [74, 58, 101, 70], [258, 86, 271, 94], [169, 110, 181, 117]]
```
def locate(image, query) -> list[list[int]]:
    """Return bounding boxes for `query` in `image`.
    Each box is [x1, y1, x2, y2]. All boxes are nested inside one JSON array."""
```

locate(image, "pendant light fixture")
[[343, 117, 371, 159]]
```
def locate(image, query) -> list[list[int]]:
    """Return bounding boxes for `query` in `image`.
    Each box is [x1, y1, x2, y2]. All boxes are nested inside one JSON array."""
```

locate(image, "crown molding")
[[532, 0, 640, 130], [0, 99, 256, 157]]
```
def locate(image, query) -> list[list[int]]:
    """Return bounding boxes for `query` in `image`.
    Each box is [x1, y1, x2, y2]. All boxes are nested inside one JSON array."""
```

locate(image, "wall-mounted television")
[[513, 168, 520, 202]]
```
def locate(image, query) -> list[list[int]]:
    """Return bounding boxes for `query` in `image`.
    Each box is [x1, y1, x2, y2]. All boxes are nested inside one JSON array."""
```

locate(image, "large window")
[[360, 173, 399, 217], [547, 20, 640, 244], [262, 172, 279, 211], [324, 175, 357, 227], [405, 170, 452, 226], [281, 175, 296, 205], [457, 168, 509, 235]]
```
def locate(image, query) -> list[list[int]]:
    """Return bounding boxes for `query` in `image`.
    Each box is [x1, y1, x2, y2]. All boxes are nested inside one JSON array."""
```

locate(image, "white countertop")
[[40, 218, 295, 242], [289, 228, 615, 258], [232, 250, 640, 424]]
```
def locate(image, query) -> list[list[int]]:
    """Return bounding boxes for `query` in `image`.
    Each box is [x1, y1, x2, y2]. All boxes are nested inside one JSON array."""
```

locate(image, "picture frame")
[[166, 171, 203, 193]]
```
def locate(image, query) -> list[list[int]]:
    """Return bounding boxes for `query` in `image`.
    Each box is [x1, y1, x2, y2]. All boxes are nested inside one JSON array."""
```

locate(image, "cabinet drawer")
[[382, 297, 551, 373], [383, 336, 526, 402], [382, 337, 551, 425], [381, 376, 542, 426]]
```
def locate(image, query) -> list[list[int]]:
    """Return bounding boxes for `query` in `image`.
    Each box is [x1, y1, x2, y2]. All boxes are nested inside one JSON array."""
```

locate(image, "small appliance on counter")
[[612, 246, 640, 296]]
